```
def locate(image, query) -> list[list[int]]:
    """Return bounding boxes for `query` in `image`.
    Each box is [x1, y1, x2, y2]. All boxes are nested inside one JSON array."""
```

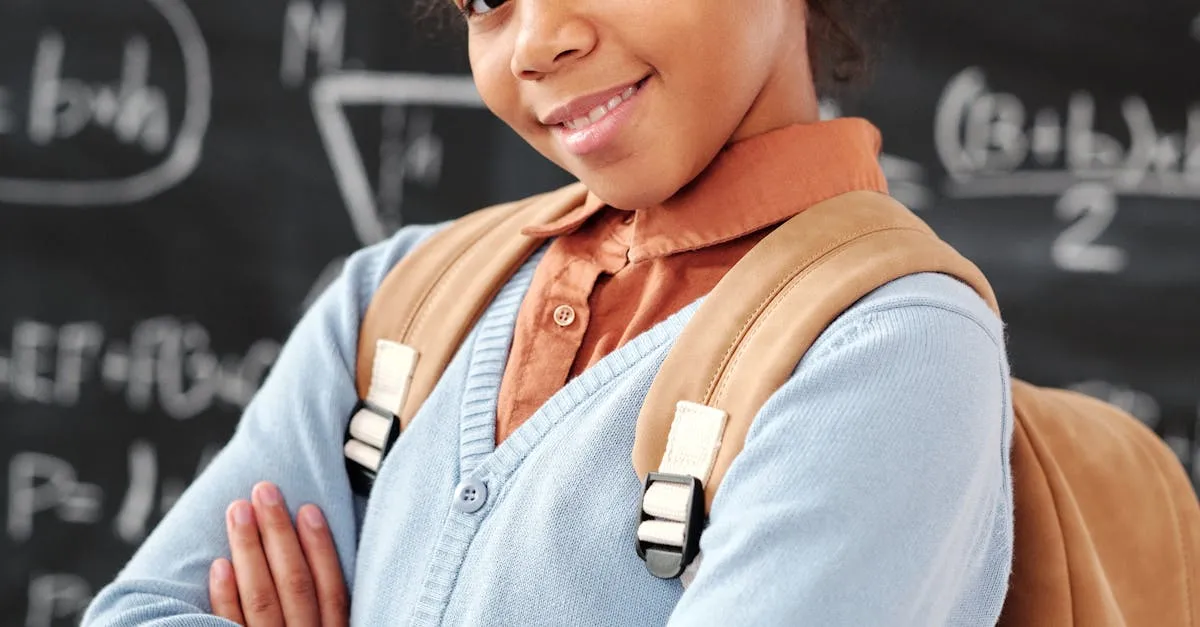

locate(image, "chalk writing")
[[377, 105, 444, 230], [935, 67, 1200, 199], [8, 441, 224, 545], [7, 453, 103, 542], [934, 67, 1200, 274], [28, 31, 170, 154], [312, 72, 476, 244], [0, 0, 211, 206], [1052, 183, 1127, 274], [113, 440, 222, 543], [113, 440, 156, 544], [25, 573, 92, 627], [0, 318, 280, 420], [281, 0, 347, 87]]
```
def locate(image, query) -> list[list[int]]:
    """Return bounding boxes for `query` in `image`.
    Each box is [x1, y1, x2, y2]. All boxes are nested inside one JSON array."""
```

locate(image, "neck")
[[730, 20, 822, 143]]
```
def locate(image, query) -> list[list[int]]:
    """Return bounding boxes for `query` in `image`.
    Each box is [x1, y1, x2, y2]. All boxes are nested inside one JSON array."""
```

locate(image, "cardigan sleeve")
[[666, 272, 1015, 627], [80, 224, 440, 626]]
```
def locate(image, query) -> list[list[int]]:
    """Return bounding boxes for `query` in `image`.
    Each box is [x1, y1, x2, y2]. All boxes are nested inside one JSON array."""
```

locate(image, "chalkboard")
[[1, 0, 1196, 624]]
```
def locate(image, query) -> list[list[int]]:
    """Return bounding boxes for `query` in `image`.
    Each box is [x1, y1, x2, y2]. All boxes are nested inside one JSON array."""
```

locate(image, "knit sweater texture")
[[83, 221, 1014, 626]]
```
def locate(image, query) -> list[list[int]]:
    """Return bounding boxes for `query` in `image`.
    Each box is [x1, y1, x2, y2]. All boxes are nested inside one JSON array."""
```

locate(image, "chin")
[[569, 150, 696, 210], [529, 128, 700, 210], [575, 171, 680, 211]]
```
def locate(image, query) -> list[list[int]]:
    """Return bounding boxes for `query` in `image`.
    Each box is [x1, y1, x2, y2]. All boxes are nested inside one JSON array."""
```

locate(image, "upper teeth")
[[562, 85, 639, 131]]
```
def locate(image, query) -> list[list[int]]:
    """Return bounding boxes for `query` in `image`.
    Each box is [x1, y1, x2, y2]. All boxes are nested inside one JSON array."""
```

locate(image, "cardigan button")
[[452, 477, 488, 514], [553, 304, 576, 327]]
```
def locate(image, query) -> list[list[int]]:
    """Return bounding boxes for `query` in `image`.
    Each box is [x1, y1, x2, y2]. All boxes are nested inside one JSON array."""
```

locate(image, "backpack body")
[[1000, 381, 1200, 625], [346, 184, 1200, 625]]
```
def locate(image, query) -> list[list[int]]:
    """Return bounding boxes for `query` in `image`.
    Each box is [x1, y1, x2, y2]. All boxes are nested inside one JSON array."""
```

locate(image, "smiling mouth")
[[558, 76, 650, 131]]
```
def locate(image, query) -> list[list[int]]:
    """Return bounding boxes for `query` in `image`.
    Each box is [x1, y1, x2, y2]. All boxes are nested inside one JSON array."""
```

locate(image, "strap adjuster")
[[636, 472, 705, 579], [343, 399, 401, 496]]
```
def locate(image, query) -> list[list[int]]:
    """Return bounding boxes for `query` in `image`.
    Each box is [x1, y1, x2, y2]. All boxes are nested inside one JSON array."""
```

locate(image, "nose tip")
[[515, 48, 585, 81], [510, 6, 596, 80]]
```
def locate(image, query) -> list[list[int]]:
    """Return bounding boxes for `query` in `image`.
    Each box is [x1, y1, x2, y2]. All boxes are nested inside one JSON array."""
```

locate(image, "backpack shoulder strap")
[[345, 183, 586, 490], [631, 190, 998, 577]]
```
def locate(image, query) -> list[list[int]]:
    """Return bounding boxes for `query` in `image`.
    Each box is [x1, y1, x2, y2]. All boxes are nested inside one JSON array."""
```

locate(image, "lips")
[[539, 76, 650, 127], [549, 75, 649, 157], [561, 83, 641, 130]]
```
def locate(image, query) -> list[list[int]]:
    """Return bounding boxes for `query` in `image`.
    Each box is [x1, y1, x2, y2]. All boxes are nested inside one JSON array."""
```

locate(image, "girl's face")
[[463, 0, 818, 210]]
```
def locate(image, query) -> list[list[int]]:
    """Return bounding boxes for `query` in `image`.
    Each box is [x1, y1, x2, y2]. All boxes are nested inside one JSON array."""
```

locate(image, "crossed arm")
[[83, 237, 1012, 626]]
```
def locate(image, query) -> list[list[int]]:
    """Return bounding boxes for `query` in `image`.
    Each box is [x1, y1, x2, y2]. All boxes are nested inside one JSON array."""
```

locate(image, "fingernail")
[[300, 505, 325, 530], [212, 559, 232, 582], [254, 482, 281, 507], [230, 501, 253, 527]]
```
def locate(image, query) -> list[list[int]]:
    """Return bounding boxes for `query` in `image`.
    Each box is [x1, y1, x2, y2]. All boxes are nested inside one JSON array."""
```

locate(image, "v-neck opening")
[[454, 247, 703, 482]]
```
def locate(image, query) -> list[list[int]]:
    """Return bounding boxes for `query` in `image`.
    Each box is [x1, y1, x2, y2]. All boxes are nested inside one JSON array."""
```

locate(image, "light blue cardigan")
[[83, 221, 1014, 626]]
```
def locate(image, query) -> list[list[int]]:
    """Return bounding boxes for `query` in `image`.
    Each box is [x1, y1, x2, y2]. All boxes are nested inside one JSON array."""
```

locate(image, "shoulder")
[[698, 273, 1014, 627], [804, 271, 1007, 368], [757, 270, 1012, 454]]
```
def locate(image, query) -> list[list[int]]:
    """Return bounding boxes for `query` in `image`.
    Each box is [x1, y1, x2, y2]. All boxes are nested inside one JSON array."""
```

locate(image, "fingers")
[[209, 558, 246, 625], [296, 504, 350, 627], [250, 482, 321, 627], [226, 500, 284, 627], [220, 485, 348, 627]]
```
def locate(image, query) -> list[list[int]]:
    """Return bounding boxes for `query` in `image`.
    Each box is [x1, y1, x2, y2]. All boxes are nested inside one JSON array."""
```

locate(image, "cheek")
[[649, 27, 759, 128], [469, 39, 523, 129], [644, 9, 767, 101], [470, 38, 558, 163]]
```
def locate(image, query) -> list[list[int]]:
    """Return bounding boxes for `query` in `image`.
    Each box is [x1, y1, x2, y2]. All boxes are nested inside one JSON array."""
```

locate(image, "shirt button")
[[452, 477, 488, 514], [553, 304, 576, 327]]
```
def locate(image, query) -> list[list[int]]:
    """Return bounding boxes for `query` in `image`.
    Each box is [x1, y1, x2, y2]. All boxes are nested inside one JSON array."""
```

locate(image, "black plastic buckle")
[[344, 399, 401, 497], [636, 472, 705, 579]]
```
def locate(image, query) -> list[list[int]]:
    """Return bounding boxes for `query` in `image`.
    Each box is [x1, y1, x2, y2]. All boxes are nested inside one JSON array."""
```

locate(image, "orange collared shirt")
[[494, 118, 889, 444]]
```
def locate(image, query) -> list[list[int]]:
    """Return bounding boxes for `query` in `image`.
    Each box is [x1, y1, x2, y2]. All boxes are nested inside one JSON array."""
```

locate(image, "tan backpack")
[[341, 183, 1200, 626]]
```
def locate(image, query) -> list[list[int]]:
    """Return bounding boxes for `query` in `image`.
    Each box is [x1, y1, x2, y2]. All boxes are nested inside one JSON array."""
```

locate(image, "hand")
[[208, 482, 349, 626]]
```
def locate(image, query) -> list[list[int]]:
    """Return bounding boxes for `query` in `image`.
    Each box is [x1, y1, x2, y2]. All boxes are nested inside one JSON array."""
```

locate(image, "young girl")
[[83, 0, 1014, 624]]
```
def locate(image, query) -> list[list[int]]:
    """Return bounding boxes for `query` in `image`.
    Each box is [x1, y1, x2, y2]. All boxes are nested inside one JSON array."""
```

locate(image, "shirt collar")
[[522, 118, 888, 263]]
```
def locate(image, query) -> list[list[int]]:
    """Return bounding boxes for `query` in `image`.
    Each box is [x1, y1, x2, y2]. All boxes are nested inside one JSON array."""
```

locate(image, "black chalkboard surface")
[[1, 0, 1197, 624]]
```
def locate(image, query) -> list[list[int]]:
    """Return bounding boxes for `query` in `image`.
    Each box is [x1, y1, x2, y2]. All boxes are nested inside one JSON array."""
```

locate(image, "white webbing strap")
[[637, 401, 727, 548], [343, 340, 417, 472]]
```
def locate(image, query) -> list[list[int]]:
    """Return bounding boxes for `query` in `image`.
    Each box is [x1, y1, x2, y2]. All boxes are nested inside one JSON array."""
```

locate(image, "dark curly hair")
[[806, 0, 890, 93]]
